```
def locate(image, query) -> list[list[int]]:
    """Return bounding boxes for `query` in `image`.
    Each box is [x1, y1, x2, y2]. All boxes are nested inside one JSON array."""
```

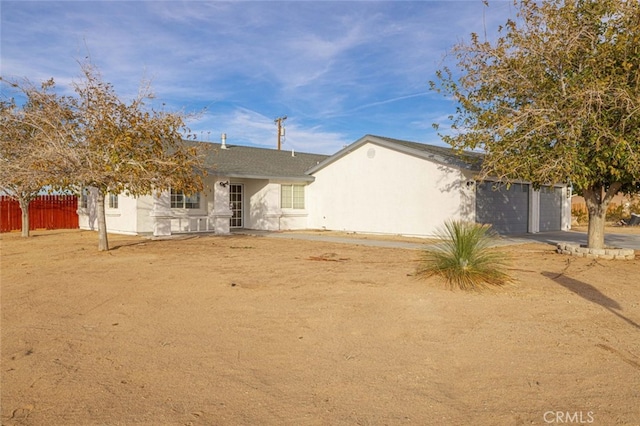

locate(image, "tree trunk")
[[585, 202, 606, 249], [96, 191, 109, 251], [18, 197, 30, 238], [582, 183, 622, 249]]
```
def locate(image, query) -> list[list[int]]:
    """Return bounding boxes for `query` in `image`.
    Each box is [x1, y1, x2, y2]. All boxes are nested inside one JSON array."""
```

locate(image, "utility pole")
[[274, 115, 287, 150]]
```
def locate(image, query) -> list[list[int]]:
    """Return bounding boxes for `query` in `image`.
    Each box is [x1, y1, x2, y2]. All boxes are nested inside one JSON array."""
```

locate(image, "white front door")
[[229, 184, 243, 228]]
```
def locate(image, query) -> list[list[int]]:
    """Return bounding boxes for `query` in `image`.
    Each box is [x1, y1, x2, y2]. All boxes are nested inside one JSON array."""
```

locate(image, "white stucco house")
[[78, 134, 571, 238]]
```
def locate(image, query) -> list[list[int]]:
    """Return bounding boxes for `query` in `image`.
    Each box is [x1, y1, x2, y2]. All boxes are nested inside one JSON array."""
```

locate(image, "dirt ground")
[[1, 229, 639, 425]]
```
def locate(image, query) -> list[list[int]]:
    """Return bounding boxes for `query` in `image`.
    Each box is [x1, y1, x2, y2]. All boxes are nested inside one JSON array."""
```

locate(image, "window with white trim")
[[80, 188, 89, 209], [171, 189, 200, 209], [281, 184, 305, 209], [108, 193, 118, 209]]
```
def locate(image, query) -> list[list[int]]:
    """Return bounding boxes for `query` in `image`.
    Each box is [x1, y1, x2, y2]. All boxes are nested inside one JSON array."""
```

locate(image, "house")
[[78, 134, 571, 237], [78, 140, 328, 236]]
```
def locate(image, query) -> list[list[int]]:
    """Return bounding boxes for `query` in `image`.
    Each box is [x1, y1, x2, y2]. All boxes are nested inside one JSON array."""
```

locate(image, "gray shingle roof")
[[199, 142, 329, 182], [188, 135, 482, 181]]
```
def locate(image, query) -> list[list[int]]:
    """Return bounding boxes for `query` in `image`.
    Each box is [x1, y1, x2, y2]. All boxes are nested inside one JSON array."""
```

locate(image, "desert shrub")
[[606, 203, 625, 223], [417, 220, 513, 291], [619, 198, 640, 225], [575, 196, 640, 224], [571, 207, 588, 225], [627, 199, 640, 216]]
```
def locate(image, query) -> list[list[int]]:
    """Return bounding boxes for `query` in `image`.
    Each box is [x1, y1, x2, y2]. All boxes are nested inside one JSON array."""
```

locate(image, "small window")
[[108, 193, 118, 209], [171, 189, 200, 209], [80, 188, 89, 209], [281, 184, 305, 209]]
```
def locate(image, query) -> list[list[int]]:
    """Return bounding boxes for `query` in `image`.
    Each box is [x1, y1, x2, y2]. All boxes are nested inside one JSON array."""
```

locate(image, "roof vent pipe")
[[291, 149, 295, 157], [221, 133, 227, 149]]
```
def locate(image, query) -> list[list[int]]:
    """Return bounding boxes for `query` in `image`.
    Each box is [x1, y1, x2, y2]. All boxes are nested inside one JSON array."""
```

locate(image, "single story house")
[[78, 134, 571, 237]]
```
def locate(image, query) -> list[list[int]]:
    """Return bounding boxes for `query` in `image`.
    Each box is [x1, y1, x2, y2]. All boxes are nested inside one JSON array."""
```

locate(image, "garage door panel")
[[476, 182, 529, 234], [539, 186, 562, 231]]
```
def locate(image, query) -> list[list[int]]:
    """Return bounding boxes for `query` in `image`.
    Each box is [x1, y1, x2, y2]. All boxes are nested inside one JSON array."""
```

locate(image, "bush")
[[571, 207, 588, 225], [627, 199, 640, 216], [573, 196, 640, 225], [606, 203, 625, 223], [417, 220, 513, 291]]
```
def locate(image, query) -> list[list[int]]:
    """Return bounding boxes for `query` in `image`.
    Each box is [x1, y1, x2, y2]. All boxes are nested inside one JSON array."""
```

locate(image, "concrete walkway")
[[234, 229, 640, 250], [507, 230, 640, 250]]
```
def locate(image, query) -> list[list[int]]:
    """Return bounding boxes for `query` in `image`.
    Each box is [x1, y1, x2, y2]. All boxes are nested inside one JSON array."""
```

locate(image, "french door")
[[229, 184, 243, 228]]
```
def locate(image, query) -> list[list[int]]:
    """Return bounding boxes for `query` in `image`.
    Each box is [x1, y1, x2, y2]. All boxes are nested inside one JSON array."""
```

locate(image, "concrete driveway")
[[240, 229, 640, 251], [505, 230, 640, 250]]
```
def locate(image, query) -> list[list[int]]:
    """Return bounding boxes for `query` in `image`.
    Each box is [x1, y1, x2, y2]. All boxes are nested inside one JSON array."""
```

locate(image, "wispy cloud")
[[187, 107, 348, 154], [1, 0, 516, 153]]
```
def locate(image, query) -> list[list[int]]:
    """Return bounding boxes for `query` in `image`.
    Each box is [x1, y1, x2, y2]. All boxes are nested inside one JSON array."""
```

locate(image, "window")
[[171, 189, 200, 209], [108, 193, 118, 209], [80, 188, 89, 209], [281, 184, 305, 209]]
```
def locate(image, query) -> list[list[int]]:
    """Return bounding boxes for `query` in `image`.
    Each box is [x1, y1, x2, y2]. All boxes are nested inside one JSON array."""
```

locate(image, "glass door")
[[229, 184, 243, 228]]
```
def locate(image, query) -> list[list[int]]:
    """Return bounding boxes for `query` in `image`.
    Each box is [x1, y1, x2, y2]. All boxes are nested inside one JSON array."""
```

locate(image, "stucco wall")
[[77, 187, 98, 231], [278, 210, 308, 230], [240, 179, 309, 231], [242, 179, 279, 231], [103, 194, 137, 235], [79, 186, 214, 235], [136, 195, 155, 234], [78, 189, 138, 235], [307, 142, 473, 237]]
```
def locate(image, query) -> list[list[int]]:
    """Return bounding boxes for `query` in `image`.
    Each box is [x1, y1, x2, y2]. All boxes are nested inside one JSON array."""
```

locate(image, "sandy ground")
[[1, 229, 639, 426]]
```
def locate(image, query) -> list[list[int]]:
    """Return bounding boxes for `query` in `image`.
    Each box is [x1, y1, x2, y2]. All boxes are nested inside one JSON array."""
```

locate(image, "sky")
[[1, 1, 517, 155]]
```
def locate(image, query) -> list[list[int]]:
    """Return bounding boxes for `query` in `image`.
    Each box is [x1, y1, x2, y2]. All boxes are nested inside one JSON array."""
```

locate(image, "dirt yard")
[[1, 229, 639, 425]]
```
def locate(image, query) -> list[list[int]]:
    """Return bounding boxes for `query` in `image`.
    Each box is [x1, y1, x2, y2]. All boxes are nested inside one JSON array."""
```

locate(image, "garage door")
[[539, 186, 562, 231], [476, 182, 529, 234]]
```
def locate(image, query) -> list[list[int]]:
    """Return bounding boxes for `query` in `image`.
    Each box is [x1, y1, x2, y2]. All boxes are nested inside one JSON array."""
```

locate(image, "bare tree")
[[431, 0, 640, 249], [0, 78, 73, 237], [60, 62, 207, 251]]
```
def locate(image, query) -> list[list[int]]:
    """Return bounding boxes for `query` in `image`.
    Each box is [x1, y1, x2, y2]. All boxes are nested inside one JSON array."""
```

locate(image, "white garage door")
[[476, 182, 529, 234], [539, 186, 562, 232]]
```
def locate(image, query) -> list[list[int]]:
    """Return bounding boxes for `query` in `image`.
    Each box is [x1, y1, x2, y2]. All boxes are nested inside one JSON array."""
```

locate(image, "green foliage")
[[431, 0, 640, 249], [417, 221, 513, 291]]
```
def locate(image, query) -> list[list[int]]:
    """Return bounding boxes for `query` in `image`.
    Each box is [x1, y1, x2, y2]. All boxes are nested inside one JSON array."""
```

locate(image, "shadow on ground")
[[542, 271, 640, 330]]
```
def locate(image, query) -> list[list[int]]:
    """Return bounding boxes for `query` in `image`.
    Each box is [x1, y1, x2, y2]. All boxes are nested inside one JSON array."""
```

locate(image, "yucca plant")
[[417, 220, 512, 291]]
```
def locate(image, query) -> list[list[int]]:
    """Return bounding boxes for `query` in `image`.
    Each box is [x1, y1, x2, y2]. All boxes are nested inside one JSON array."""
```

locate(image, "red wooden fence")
[[0, 195, 79, 232]]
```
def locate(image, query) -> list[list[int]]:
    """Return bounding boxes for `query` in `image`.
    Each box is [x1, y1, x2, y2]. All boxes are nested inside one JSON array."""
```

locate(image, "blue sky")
[[1, 1, 516, 154]]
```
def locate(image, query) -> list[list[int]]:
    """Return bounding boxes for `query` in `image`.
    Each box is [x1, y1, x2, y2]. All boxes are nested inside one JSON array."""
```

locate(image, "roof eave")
[[307, 134, 480, 174], [207, 170, 315, 182], [306, 134, 373, 174]]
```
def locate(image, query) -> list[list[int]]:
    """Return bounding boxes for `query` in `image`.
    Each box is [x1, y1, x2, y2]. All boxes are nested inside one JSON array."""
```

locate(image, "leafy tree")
[[0, 78, 72, 237], [61, 62, 207, 251], [431, 0, 640, 249]]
